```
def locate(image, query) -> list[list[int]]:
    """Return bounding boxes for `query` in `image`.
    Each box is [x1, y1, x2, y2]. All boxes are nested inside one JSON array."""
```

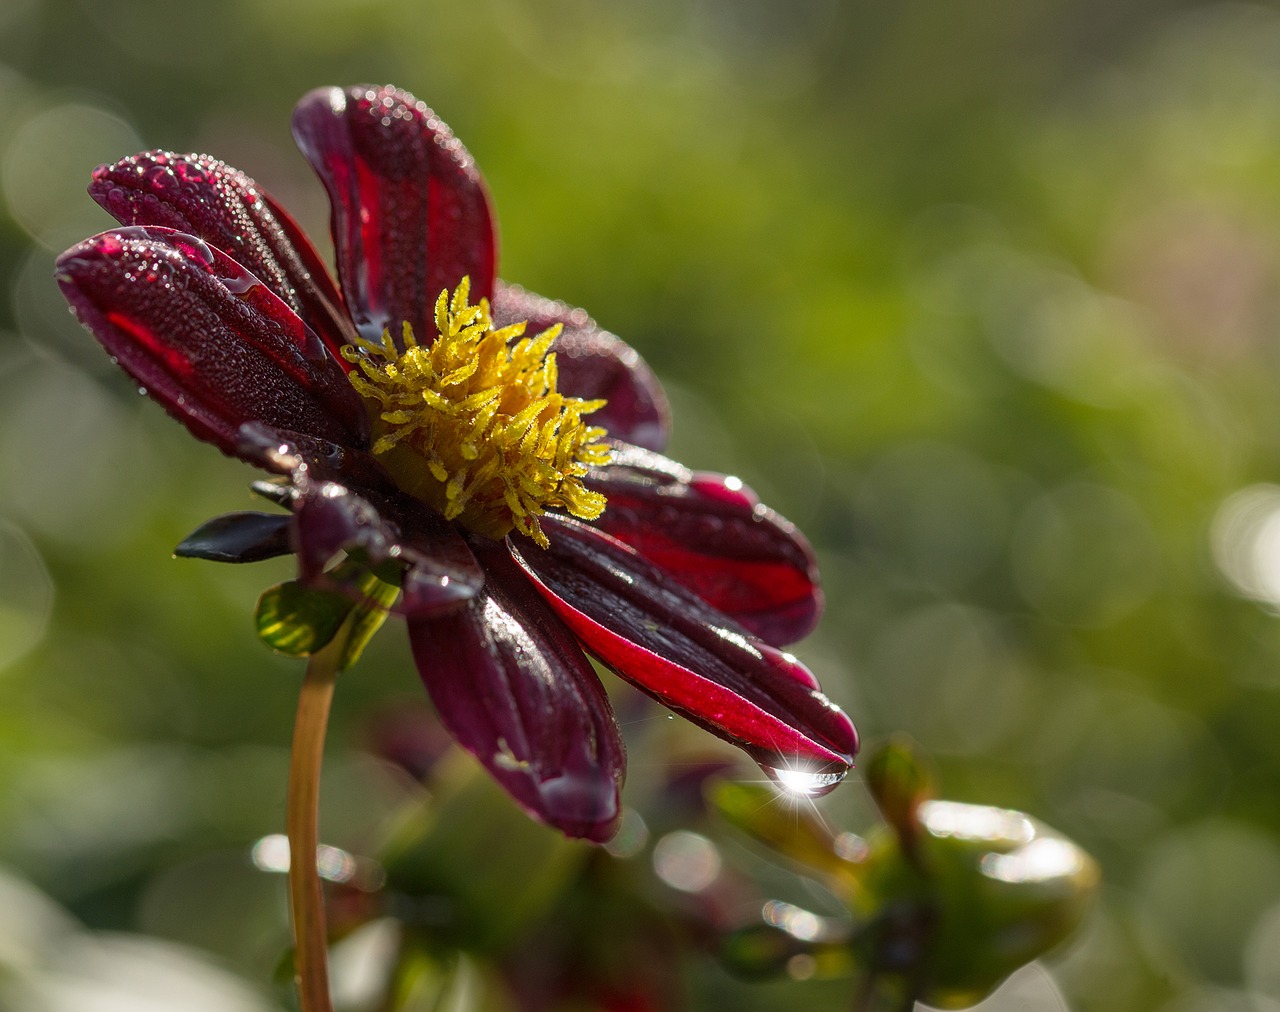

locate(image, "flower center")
[[342, 278, 609, 548]]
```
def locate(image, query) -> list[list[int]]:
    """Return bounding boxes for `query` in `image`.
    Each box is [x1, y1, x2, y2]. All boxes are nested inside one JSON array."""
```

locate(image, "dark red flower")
[[55, 85, 857, 842]]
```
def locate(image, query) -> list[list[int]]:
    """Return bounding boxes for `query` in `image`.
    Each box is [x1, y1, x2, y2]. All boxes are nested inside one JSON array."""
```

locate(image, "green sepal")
[[255, 561, 398, 667]]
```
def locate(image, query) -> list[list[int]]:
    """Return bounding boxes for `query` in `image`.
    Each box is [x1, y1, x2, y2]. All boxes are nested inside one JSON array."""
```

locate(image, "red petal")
[[90, 151, 358, 364], [291, 481, 484, 617], [587, 445, 822, 646], [511, 519, 857, 784], [56, 227, 369, 458], [292, 85, 497, 344], [408, 539, 624, 841], [492, 283, 671, 452], [236, 422, 395, 494]]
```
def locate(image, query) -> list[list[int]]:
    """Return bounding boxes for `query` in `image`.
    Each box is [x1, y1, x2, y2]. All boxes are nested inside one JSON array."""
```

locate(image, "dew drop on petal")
[[762, 764, 848, 798]]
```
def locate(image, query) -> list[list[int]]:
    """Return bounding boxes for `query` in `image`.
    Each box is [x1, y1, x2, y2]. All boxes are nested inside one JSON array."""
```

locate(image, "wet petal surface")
[[90, 151, 357, 362], [293, 85, 496, 344], [587, 446, 822, 645], [409, 538, 624, 841], [511, 518, 857, 781], [56, 227, 368, 458]]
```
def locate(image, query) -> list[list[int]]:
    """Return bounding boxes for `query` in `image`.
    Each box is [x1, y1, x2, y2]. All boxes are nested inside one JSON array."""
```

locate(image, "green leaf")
[[254, 560, 400, 664], [255, 580, 352, 656], [337, 569, 400, 670]]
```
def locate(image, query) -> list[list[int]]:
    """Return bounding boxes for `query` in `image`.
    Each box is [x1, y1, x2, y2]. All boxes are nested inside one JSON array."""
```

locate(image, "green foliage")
[[713, 740, 1099, 1008], [255, 563, 398, 669], [380, 756, 592, 954], [255, 581, 354, 657]]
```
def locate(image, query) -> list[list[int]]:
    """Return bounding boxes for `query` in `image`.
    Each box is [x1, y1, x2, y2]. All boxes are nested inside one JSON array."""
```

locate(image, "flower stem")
[[288, 634, 343, 1012]]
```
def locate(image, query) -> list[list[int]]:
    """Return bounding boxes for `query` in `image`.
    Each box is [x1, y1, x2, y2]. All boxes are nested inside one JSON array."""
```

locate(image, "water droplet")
[[222, 272, 260, 296], [762, 764, 848, 798], [137, 386, 148, 396]]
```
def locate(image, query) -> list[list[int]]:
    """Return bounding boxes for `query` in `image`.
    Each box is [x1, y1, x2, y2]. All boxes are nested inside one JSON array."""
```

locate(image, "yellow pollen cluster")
[[342, 278, 609, 548]]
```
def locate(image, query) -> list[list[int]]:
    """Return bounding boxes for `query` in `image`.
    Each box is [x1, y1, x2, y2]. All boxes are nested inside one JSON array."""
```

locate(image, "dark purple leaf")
[[175, 511, 292, 563], [90, 151, 358, 363], [56, 227, 368, 458], [408, 538, 624, 842], [587, 448, 822, 646], [492, 283, 671, 452], [292, 85, 496, 344], [511, 518, 857, 784]]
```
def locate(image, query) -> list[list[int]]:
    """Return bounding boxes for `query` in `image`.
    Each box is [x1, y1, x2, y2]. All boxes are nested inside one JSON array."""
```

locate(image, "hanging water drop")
[[762, 764, 847, 798]]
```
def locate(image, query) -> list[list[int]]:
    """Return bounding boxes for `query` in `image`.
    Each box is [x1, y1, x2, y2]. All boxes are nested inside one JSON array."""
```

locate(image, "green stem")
[[288, 635, 342, 1012]]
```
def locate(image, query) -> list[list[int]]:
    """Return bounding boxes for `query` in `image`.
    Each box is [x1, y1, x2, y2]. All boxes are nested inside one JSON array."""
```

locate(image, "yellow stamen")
[[341, 278, 609, 548]]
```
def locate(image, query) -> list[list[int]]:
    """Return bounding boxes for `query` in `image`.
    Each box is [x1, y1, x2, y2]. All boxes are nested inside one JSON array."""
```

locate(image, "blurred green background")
[[4, 0, 1280, 1009]]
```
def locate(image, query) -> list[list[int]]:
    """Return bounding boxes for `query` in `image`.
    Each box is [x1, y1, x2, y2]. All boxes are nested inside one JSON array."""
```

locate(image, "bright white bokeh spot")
[[921, 800, 1036, 845], [653, 831, 721, 893], [1211, 485, 1280, 606], [762, 899, 824, 941], [249, 834, 290, 874], [981, 836, 1085, 884], [250, 834, 358, 884], [603, 807, 649, 859], [833, 831, 868, 862]]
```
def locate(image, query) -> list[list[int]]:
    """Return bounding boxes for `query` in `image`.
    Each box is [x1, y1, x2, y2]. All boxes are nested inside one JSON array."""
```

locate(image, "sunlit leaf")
[[338, 570, 400, 670], [255, 558, 398, 663], [255, 579, 351, 656]]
